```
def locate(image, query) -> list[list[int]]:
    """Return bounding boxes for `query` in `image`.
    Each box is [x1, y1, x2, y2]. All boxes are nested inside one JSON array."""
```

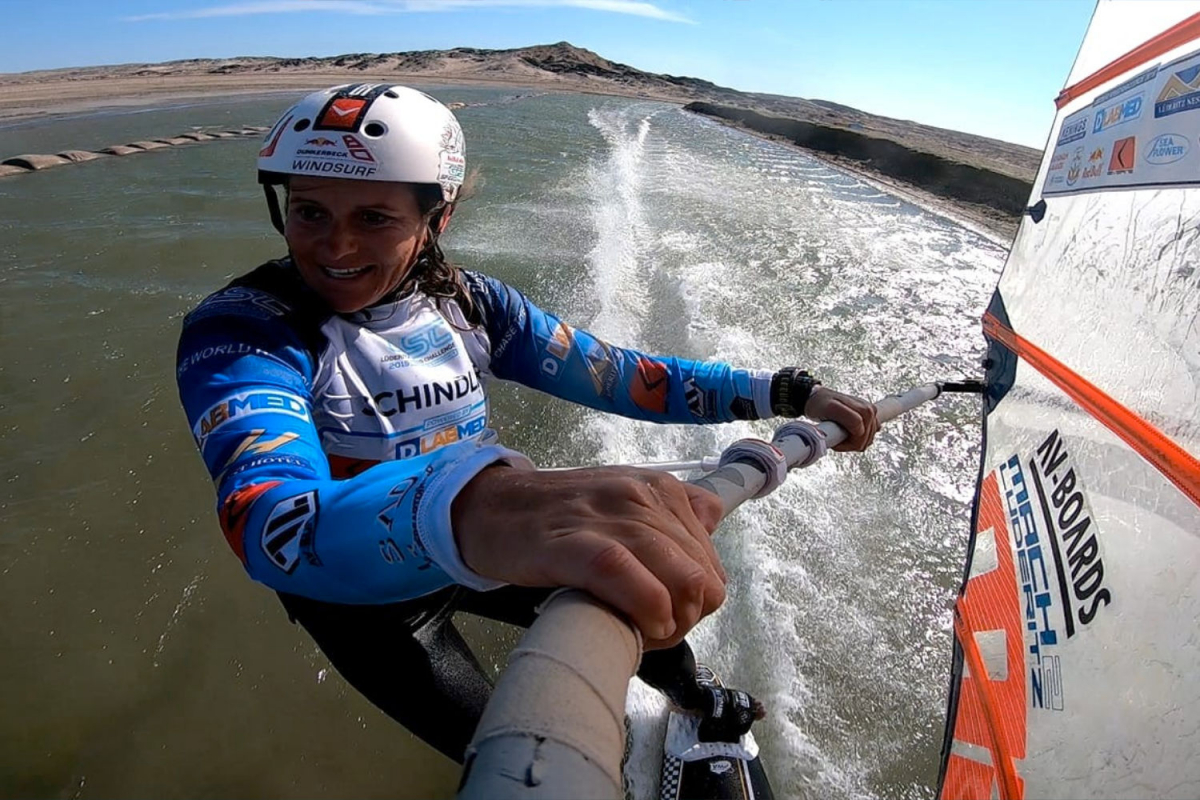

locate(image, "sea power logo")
[[1093, 93, 1143, 134], [1144, 133, 1190, 164], [193, 390, 310, 452]]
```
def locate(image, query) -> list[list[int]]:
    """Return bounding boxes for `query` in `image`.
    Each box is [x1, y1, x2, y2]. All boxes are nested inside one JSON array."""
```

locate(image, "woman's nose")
[[320, 219, 358, 261]]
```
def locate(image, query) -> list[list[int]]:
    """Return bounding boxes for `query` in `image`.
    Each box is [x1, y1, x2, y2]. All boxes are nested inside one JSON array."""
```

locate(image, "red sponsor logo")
[[258, 114, 293, 158], [630, 357, 669, 414], [305, 137, 337, 147], [317, 97, 367, 131], [1108, 136, 1135, 175], [218, 481, 281, 564]]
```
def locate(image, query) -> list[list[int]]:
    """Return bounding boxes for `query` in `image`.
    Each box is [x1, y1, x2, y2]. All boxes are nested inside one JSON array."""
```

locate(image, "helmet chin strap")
[[263, 184, 286, 235]]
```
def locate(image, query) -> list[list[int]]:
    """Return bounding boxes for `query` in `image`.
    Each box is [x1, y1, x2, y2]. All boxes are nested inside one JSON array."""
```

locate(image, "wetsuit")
[[175, 258, 776, 760]]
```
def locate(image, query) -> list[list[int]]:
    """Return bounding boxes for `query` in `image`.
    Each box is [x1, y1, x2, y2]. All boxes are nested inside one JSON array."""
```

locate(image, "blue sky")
[[5, 0, 1097, 148]]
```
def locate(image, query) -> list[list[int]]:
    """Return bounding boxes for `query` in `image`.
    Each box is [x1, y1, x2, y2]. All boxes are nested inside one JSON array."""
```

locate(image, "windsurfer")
[[174, 83, 880, 761]]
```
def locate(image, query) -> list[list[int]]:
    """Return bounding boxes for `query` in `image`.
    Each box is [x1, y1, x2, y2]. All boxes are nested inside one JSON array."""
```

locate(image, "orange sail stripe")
[[941, 473, 1026, 800], [983, 312, 1200, 510], [954, 602, 1023, 800], [1056, 11, 1200, 108]]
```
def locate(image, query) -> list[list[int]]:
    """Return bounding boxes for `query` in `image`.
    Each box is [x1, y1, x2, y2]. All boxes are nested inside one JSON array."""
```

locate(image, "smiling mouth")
[[321, 264, 374, 279]]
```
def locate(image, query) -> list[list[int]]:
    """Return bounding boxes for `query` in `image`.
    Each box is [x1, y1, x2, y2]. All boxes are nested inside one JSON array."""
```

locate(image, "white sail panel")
[[1066, 1, 1199, 87], [939, 3, 1200, 798]]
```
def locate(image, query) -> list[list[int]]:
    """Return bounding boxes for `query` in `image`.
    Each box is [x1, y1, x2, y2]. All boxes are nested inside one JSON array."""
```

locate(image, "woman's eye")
[[294, 205, 325, 223], [361, 211, 391, 226]]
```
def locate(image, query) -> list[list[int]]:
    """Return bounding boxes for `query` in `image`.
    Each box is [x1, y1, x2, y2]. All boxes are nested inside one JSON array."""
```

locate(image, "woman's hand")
[[804, 386, 880, 451], [452, 466, 726, 649]]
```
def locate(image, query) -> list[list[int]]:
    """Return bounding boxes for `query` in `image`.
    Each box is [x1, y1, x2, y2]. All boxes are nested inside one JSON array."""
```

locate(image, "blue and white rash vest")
[[176, 259, 775, 604]]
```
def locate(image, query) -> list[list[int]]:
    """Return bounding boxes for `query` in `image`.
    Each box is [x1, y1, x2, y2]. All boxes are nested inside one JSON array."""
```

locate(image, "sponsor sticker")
[[290, 159, 378, 178], [1144, 133, 1189, 164], [1155, 61, 1200, 118], [1046, 150, 1069, 187], [437, 121, 465, 197], [1065, 147, 1083, 186], [316, 97, 368, 131], [258, 114, 293, 158], [1055, 115, 1088, 147], [1092, 65, 1159, 106], [343, 134, 376, 163], [1107, 136, 1136, 175], [1092, 93, 1143, 134], [1081, 147, 1105, 181]]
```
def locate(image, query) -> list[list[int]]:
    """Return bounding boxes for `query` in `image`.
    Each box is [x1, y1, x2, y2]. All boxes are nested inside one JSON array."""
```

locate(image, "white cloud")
[[126, 0, 692, 23]]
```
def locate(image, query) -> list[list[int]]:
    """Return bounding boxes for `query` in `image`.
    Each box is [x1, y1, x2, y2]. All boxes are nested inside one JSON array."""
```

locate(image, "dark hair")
[[401, 184, 481, 328]]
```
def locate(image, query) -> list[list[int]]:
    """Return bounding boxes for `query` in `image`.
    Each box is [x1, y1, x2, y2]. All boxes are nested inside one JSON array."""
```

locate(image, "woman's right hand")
[[451, 465, 727, 649]]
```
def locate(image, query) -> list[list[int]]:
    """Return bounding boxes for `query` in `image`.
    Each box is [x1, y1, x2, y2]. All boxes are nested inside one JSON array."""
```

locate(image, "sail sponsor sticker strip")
[[982, 312, 1200, 510], [1045, 36, 1200, 196]]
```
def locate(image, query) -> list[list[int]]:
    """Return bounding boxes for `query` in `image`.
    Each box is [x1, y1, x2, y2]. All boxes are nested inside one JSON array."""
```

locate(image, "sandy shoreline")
[[0, 73, 675, 123], [0, 74, 1017, 244]]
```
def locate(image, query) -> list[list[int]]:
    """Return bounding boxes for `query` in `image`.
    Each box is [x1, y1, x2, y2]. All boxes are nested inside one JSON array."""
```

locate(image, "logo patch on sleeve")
[[261, 491, 319, 573]]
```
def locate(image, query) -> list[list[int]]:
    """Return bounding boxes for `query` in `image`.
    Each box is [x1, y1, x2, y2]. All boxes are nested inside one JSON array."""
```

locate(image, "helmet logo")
[[343, 134, 376, 163], [316, 97, 369, 131], [305, 137, 337, 147], [259, 114, 293, 158]]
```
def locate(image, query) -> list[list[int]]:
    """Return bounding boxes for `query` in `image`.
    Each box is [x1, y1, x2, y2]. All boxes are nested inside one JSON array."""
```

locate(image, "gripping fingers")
[[636, 472, 727, 585], [569, 535, 677, 641]]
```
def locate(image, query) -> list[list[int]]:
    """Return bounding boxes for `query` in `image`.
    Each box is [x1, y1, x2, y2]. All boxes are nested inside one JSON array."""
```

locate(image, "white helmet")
[[257, 83, 465, 203]]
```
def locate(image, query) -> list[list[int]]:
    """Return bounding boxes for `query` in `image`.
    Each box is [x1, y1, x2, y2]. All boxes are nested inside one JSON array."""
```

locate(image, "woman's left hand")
[[803, 386, 880, 451]]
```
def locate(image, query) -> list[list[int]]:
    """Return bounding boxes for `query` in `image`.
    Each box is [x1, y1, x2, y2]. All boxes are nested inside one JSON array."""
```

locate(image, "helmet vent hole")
[[384, 89, 399, 99], [364, 121, 387, 138], [293, 118, 311, 132]]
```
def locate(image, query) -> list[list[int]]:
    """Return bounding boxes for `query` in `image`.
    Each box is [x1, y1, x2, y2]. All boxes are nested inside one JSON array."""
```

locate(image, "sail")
[[938, 2, 1200, 798]]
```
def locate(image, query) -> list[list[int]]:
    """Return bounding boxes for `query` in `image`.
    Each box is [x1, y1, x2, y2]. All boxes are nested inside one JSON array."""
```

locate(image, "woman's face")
[[285, 176, 431, 313]]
